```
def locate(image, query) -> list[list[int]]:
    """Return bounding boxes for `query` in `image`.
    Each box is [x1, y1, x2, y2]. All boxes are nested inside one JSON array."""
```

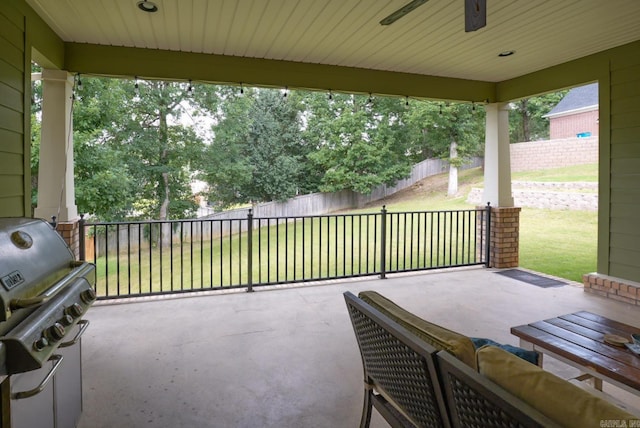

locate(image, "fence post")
[[79, 214, 86, 261], [485, 202, 491, 268], [379, 205, 387, 279], [247, 209, 254, 292]]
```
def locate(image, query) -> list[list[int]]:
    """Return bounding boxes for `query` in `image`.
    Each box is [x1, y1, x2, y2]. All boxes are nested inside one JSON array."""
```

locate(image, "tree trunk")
[[158, 102, 172, 247], [521, 99, 531, 142], [447, 140, 458, 196]]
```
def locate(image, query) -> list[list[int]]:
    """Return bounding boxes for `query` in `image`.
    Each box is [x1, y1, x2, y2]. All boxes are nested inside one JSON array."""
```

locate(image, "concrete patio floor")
[[77, 267, 640, 428]]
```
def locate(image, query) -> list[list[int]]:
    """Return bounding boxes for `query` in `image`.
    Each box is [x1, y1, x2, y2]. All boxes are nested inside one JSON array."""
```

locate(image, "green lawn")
[[93, 210, 486, 297], [512, 164, 598, 182], [374, 165, 598, 282], [92, 164, 598, 296]]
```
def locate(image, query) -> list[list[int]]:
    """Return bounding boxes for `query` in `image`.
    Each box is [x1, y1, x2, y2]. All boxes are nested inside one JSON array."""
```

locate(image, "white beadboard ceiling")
[[26, 0, 640, 82]]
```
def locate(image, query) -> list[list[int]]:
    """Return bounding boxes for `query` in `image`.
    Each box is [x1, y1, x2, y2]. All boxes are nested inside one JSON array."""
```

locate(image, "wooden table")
[[511, 311, 640, 396]]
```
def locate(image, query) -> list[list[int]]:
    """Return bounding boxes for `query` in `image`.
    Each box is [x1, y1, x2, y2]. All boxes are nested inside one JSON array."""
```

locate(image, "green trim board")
[[597, 67, 612, 277], [10, 0, 63, 70], [64, 42, 496, 103], [22, 5, 31, 217]]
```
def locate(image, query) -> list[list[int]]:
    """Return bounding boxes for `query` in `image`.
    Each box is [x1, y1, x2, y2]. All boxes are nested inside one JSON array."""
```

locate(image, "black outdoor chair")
[[344, 291, 450, 427], [344, 291, 562, 428], [436, 350, 559, 428]]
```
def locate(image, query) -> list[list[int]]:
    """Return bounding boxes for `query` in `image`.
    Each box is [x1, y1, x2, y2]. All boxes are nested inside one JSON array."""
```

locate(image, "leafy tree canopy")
[[29, 71, 569, 221], [305, 93, 412, 194]]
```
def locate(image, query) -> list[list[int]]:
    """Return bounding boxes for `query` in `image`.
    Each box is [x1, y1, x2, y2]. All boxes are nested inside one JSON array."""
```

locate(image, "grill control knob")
[[65, 303, 84, 318], [80, 288, 97, 304], [33, 337, 49, 352], [45, 323, 66, 342], [59, 314, 74, 327]]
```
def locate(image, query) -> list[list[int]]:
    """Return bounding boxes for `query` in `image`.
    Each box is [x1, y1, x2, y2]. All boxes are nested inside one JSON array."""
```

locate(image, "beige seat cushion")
[[477, 345, 638, 427], [358, 291, 477, 369]]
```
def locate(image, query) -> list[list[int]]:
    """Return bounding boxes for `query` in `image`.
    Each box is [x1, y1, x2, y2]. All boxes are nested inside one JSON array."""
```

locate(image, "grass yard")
[[91, 163, 598, 296], [368, 164, 598, 282], [92, 208, 487, 297]]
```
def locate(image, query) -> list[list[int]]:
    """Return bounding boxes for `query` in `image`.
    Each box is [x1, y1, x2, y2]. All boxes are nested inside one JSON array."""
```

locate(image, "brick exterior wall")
[[510, 137, 598, 172], [583, 273, 639, 306], [549, 110, 599, 139], [55, 220, 80, 260], [477, 206, 521, 269]]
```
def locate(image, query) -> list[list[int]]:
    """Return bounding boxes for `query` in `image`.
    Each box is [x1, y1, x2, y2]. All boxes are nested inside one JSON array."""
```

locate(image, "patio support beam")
[[34, 69, 78, 223], [63, 43, 496, 103], [482, 103, 513, 207], [482, 103, 520, 269]]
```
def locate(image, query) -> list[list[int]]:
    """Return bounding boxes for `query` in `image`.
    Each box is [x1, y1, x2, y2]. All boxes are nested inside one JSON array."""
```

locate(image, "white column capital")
[[41, 68, 74, 84]]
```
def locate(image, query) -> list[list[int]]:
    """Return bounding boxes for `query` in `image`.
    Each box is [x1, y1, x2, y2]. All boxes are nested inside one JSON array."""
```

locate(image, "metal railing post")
[[485, 202, 492, 268], [380, 205, 387, 279], [79, 214, 86, 261], [247, 209, 254, 292]]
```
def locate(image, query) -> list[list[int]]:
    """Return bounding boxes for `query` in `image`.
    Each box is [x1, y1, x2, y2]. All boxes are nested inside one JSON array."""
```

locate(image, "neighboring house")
[[545, 83, 599, 139]]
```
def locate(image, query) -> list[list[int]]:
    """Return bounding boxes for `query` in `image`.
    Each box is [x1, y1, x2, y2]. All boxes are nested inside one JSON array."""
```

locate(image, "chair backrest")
[[436, 350, 561, 428], [344, 291, 449, 427]]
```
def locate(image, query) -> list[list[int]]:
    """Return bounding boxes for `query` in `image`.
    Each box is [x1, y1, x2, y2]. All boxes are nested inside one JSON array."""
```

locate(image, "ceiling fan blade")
[[380, 0, 429, 26]]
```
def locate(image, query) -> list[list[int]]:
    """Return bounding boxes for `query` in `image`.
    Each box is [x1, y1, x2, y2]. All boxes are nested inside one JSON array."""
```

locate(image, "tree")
[[405, 101, 484, 196], [123, 81, 202, 220], [70, 77, 210, 225], [509, 91, 567, 143], [304, 93, 412, 194], [202, 88, 308, 207], [73, 77, 135, 220]]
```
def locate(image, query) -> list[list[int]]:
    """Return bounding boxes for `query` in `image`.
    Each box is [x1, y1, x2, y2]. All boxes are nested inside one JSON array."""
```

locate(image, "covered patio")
[[78, 268, 639, 427], [1, 1, 640, 426]]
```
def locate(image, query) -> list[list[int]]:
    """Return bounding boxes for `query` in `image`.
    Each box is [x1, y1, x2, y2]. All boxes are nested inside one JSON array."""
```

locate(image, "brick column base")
[[480, 206, 521, 268], [583, 273, 639, 306], [55, 220, 80, 260]]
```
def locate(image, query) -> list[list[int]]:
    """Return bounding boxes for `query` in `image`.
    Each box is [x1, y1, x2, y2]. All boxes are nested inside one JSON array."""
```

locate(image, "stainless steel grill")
[[0, 218, 96, 428]]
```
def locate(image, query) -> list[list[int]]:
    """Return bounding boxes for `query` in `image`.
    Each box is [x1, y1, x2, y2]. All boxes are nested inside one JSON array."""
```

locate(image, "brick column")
[[56, 220, 80, 260], [488, 206, 521, 268]]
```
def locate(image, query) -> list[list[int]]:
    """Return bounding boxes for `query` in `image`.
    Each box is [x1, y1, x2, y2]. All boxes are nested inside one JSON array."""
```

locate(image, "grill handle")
[[9, 294, 56, 311], [11, 354, 63, 400], [10, 263, 93, 311], [59, 319, 89, 348]]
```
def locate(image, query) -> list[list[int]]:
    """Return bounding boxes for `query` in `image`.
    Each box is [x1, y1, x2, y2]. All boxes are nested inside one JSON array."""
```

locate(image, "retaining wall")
[[510, 137, 598, 172], [467, 181, 598, 211]]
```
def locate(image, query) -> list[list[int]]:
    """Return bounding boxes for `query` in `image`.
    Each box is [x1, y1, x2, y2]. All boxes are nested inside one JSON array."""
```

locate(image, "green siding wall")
[[0, 3, 26, 217], [609, 53, 640, 282]]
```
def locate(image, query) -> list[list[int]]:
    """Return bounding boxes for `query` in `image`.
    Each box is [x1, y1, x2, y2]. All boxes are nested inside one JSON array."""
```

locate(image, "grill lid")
[[0, 218, 75, 322]]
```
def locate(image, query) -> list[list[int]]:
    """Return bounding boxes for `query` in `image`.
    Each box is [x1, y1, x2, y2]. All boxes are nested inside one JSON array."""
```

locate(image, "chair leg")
[[359, 387, 373, 428]]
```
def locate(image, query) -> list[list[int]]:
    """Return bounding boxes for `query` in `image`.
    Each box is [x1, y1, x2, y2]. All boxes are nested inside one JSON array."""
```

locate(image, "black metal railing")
[[80, 205, 491, 299]]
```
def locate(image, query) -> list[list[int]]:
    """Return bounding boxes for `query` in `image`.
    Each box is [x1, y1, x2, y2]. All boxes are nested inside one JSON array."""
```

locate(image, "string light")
[[240, 83, 244, 95], [283, 86, 288, 98], [405, 96, 409, 107], [76, 74, 83, 91], [368, 93, 374, 105], [187, 79, 193, 96], [328, 90, 333, 100], [439, 103, 443, 115], [472, 101, 476, 112], [134, 76, 140, 98]]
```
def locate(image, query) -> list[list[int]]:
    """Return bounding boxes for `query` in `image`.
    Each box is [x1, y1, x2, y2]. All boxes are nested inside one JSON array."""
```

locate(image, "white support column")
[[482, 102, 514, 207], [34, 69, 78, 222]]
